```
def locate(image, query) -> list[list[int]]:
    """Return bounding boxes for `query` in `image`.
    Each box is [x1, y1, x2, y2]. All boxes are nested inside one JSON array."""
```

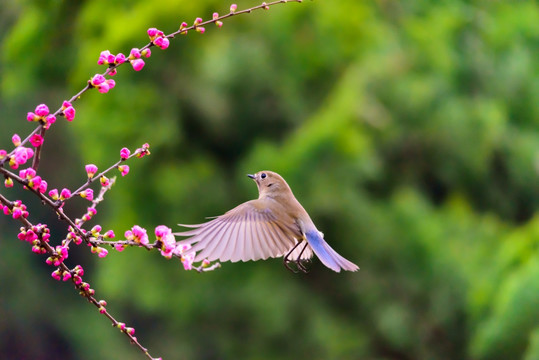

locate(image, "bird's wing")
[[174, 200, 303, 263]]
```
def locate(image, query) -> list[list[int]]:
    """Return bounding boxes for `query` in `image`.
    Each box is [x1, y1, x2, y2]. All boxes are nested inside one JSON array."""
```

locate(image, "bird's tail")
[[305, 230, 359, 272]]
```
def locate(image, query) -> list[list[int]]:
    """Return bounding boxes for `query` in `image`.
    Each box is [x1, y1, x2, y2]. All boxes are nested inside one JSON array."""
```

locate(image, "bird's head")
[[247, 171, 292, 199]]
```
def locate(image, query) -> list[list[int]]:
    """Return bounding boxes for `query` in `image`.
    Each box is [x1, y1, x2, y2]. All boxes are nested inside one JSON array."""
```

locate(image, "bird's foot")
[[283, 258, 310, 273]]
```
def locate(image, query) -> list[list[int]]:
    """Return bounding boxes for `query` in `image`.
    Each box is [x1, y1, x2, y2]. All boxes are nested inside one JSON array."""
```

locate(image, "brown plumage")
[[174, 171, 358, 272]]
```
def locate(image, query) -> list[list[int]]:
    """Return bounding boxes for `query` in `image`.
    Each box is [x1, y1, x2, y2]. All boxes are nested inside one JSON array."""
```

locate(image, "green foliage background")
[[1, 0, 538, 359]]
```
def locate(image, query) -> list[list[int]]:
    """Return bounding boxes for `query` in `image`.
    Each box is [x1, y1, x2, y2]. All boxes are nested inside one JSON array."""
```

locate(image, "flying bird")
[[174, 171, 359, 273]]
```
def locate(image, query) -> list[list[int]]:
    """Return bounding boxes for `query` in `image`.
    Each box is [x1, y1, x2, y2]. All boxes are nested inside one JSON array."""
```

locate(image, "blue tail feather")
[[305, 231, 359, 273]]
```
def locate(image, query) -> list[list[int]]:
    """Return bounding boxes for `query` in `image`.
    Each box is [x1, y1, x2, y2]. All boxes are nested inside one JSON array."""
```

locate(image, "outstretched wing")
[[174, 199, 308, 263]]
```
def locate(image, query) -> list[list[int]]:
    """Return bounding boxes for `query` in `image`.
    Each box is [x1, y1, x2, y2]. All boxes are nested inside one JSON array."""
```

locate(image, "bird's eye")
[[261, 173, 267, 179]]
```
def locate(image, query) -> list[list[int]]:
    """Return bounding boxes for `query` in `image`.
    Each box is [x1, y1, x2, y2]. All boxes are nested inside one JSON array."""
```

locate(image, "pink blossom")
[[115, 243, 126, 252], [38, 179, 47, 194], [194, 17, 203, 25], [125, 225, 149, 245], [120, 147, 130, 159], [98, 50, 112, 65], [74, 265, 84, 276], [115, 53, 126, 64], [97, 247, 108, 258], [91, 74, 106, 85], [180, 22, 188, 34], [49, 188, 59, 200], [97, 82, 110, 94], [62, 271, 72, 281], [160, 232, 176, 258], [12, 146, 34, 167], [91, 225, 102, 234], [213, 12, 219, 20], [85, 164, 98, 178], [63, 106, 76, 121], [51, 270, 62, 281], [196, 27, 206, 34], [136, 143, 151, 158], [80, 188, 94, 201], [62, 101, 72, 109], [0, 150, 6, 160], [230, 4, 237, 13], [118, 165, 129, 176], [147, 28, 161, 38], [27, 112, 38, 122], [100, 175, 110, 186], [60, 188, 72, 200], [154, 36, 170, 50], [30, 134, 43, 147], [155, 225, 172, 239], [130, 58, 145, 71], [130, 48, 141, 59], [35, 104, 50, 117], [28, 176, 42, 190], [45, 115, 56, 127], [104, 230, 115, 238], [12, 134, 21, 146], [20, 167, 36, 179], [181, 252, 195, 270]]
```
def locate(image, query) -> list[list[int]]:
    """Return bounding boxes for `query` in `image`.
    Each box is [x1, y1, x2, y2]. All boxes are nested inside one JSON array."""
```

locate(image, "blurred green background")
[[1, 0, 538, 359]]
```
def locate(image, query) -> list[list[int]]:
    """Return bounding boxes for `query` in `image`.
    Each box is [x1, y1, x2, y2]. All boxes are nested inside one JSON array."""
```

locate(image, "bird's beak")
[[247, 174, 255, 179]]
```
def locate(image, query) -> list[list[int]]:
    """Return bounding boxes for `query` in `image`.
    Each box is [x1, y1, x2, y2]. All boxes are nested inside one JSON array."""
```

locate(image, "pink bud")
[[130, 59, 145, 71], [104, 230, 115, 238], [80, 188, 94, 201], [120, 147, 130, 159], [147, 27, 159, 38], [155, 225, 171, 239], [100, 176, 110, 186], [27, 112, 37, 122], [97, 247, 108, 258], [64, 106, 76, 121], [51, 270, 62, 281], [38, 179, 47, 193], [194, 17, 203, 25], [97, 82, 110, 94], [213, 12, 219, 20], [49, 188, 59, 200], [45, 114, 56, 125], [4, 177, 13, 188], [196, 27, 206, 34], [115, 53, 126, 64], [230, 4, 237, 13], [118, 165, 130, 176], [130, 48, 141, 59], [12, 134, 21, 147], [85, 164, 98, 178], [91, 74, 106, 86], [115, 243, 126, 252], [60, 188, 72, 200], [154, 36, 170, 50]]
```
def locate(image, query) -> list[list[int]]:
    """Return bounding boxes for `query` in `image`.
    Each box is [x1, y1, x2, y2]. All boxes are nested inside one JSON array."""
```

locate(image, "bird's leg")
[[295, 242, 310, 273], [283, 241, 302, 273]]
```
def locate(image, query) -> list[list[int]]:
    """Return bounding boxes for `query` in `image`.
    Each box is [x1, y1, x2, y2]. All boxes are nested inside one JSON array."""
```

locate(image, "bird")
[[174, 171, 359, 273]]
